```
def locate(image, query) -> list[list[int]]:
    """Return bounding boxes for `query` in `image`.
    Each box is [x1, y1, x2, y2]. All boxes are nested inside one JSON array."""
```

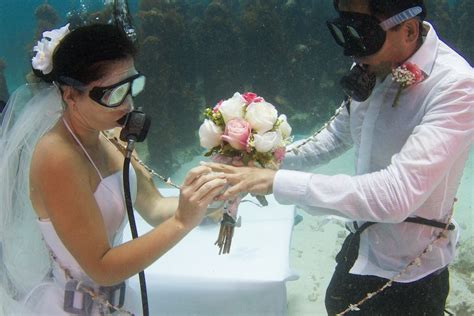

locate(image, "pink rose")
[[403, 62, 424, 82], [242, 92, 263, 105], [221, 118, 251, 150]]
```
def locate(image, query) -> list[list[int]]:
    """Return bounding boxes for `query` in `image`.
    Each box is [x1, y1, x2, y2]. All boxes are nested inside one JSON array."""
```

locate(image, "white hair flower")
[[32, 24, 70, 75]]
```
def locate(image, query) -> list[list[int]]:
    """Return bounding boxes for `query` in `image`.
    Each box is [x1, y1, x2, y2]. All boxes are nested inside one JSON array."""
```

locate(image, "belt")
[[346, 216, 455, 235]]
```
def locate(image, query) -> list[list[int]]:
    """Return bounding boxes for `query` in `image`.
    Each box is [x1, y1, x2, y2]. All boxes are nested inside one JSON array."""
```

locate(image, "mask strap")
[[58, 76, 87, 91], [379, 6, 422, 31]]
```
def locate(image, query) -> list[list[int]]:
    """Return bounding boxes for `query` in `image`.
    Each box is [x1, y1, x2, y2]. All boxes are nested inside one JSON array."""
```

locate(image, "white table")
[[126, 189, 298, 316]]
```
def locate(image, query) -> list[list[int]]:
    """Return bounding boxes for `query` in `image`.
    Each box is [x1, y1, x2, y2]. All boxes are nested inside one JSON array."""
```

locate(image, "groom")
[[205, 0, 474, 314]]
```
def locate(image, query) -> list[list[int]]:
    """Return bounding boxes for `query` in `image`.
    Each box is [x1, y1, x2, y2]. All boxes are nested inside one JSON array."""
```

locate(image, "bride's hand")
[[200, 162, 276, 200], [174, 166, 227, 229]]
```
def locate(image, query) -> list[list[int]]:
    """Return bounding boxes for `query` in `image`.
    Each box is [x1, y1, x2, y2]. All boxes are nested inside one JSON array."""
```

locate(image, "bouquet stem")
[[215, 213, 236, 254], [214, 196, 241, 254], [255, 195, 268, 206]]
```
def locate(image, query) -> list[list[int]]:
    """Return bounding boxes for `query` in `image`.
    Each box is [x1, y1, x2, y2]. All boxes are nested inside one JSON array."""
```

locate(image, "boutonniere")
[[391, 62, 424, 107]]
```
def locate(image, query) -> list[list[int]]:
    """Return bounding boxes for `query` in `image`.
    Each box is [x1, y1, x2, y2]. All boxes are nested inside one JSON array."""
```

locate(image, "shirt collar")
[[405, 21, 439, 78]]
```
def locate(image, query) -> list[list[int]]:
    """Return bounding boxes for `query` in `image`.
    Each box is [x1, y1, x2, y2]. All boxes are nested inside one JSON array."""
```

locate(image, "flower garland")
[[391, 62, 424, 107], [32, 24, 70, 75]]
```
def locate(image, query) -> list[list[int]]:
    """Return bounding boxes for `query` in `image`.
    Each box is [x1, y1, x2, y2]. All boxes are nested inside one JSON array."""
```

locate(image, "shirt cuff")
[[273, 169, 312, 205]]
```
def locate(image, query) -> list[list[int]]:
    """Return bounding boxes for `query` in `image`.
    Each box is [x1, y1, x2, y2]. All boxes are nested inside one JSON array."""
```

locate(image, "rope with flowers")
[[286, 99, 349, 154], [104, 133, 181, 189]]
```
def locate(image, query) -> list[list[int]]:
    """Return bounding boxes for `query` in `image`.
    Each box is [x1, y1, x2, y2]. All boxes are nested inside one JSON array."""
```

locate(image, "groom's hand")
[[200, 162, 276, 200]]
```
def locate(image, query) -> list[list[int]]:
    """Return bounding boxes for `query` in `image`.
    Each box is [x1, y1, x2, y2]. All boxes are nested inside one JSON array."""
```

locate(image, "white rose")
[[253, 131, 282, 153], [245, 101, 278, 134], [199, 119, 223, 149], [219, 92, 245, 123], [278, 114, 292, 139]]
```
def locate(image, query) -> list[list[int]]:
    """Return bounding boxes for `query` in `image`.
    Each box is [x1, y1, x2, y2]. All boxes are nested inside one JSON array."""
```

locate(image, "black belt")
[[351, 216, 455, 235]]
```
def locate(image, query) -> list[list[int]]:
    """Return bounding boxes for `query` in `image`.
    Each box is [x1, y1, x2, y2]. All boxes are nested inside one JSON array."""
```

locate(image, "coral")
[[240, 1, 287, 103], [34, 3, 59, 39], [426, 0, 473, 65], [454, 0, 474, 64], [85, 6, 115, 26], [426, 0, 454, 40], [136, 1, 201, 174], [34, 3, 59, 25], [139, 0, 168, 12], [193, 1, 244, 105]]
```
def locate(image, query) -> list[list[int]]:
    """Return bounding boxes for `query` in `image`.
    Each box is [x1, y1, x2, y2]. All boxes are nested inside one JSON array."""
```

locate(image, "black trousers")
[[325, 233, 450, 316]]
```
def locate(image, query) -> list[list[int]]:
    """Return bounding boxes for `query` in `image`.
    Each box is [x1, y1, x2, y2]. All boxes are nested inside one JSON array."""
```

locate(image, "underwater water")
[[0, 0, 472, 315]]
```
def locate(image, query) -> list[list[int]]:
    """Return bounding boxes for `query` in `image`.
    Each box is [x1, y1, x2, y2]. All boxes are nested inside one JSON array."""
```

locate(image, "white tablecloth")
[[125, 189, 298, 316]]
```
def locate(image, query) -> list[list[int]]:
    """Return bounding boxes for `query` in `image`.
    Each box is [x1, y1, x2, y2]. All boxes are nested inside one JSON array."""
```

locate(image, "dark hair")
[[33, 24, 137, 85], [333, 0, 427, 20], [369, 0, 426, 20]]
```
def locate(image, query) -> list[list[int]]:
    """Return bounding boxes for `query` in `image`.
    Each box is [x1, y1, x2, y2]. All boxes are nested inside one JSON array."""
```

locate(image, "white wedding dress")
[[23, 119, 142, 315], [0, 85, 141, 315]]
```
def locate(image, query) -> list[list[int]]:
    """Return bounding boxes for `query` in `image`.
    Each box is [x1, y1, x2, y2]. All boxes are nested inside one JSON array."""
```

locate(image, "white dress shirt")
[[273, 22, 474, 282]]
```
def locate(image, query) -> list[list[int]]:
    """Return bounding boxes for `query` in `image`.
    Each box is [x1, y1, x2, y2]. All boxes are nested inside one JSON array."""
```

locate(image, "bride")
[[0, 23, 226, 315]]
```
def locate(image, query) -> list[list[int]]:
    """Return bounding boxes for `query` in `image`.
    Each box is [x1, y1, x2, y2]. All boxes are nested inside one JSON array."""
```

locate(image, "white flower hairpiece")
[[32, 23, 70, 75]]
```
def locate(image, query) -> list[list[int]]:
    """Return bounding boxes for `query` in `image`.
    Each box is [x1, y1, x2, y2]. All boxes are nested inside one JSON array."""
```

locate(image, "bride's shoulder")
[[34, 127, 73, 156], [31, 127, 87, 178]]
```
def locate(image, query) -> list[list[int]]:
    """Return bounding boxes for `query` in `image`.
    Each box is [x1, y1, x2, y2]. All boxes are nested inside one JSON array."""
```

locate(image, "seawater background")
[[0, 0, 472, 314]]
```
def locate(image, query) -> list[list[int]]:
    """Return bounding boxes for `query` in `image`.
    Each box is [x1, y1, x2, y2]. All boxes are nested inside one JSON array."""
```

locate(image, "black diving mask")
[[58, 73, 146, 108], [327, 6, 422, 57], [89, 73, 146, 108]]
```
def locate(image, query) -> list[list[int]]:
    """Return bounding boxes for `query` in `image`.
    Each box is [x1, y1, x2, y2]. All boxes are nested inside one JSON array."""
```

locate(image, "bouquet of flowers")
[[198, 92, 292, 254]]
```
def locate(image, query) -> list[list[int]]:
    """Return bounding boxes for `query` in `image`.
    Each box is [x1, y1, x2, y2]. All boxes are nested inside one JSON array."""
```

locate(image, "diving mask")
[[327, 6, 422, 57]]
